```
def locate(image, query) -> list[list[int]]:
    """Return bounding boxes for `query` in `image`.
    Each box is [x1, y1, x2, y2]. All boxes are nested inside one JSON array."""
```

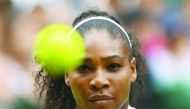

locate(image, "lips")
[[88, 94, 113, 101]]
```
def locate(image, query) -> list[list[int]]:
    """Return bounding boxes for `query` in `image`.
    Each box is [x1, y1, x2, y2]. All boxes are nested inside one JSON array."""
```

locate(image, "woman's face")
[[67, 30, 137, 109]]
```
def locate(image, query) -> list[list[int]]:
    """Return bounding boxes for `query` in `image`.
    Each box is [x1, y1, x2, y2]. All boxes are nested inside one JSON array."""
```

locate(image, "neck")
[[120, 102, 129, 109], [76, 104, 81, 109], [76, 102, 129, 109]]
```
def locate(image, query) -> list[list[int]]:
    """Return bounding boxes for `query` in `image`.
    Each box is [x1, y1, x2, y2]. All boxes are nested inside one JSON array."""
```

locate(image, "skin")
[[66, 29, 137, 109]]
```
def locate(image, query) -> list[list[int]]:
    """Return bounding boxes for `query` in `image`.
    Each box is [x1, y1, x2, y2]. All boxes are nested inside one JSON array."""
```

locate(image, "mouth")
[[88, 94, 113, 103]]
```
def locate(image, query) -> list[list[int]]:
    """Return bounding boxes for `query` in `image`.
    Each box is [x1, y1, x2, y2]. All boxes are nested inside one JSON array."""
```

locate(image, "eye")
[[77, 64, 91, 73], [107, 63, 122, 72]]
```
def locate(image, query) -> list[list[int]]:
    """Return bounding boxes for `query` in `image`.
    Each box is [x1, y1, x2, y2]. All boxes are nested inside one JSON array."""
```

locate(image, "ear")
[[130, 57, 137, 83], [64, 75, 70, 87]]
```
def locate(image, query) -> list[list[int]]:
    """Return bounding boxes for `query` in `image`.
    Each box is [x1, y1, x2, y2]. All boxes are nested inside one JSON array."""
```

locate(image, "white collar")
[[128, 105, 136, 109]]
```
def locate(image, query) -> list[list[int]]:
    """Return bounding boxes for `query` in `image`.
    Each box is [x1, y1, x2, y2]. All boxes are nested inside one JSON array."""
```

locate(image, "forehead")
[[84, 29, 129, 57]]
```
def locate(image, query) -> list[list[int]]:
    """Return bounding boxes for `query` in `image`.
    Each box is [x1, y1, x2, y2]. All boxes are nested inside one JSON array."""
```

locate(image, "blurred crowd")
[[0, 0, 190, 109]]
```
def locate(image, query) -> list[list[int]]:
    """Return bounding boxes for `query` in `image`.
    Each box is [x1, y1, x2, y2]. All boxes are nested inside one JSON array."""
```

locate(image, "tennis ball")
[[33, 24, 85, 77]]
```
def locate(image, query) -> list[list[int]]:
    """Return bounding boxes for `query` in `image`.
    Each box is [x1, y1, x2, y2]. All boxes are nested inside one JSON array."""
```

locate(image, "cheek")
[[119, 78, 131, 100], [111, 70, 131, 103], [68, 74, 90, 104]]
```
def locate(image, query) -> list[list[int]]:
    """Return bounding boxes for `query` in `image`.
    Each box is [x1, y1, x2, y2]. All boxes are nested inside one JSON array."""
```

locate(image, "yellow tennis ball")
[[33, 24, 85, 77]]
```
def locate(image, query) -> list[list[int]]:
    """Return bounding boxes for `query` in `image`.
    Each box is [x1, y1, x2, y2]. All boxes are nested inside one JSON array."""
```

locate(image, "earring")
[[131, 73, 137, 82], [65, 76, 70, 87]]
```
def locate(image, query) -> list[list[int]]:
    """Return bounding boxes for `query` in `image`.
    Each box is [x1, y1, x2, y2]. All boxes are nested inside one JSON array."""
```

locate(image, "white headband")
[[69, 16, 132, 48]]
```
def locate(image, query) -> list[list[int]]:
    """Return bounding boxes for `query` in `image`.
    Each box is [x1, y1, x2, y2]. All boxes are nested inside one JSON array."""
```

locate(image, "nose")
[[89, 69, 110, 90]]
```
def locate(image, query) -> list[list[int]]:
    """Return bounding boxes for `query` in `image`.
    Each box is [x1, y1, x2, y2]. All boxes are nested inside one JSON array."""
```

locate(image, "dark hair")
[[73, 10, 132, 58], [35, 10, 147, 109]]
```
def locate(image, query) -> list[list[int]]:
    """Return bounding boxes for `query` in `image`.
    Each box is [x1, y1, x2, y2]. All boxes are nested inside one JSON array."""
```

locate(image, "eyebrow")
[[101, 54, 123, 61], [83, 58, 93, 63], [83, 54, 124, 63]]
